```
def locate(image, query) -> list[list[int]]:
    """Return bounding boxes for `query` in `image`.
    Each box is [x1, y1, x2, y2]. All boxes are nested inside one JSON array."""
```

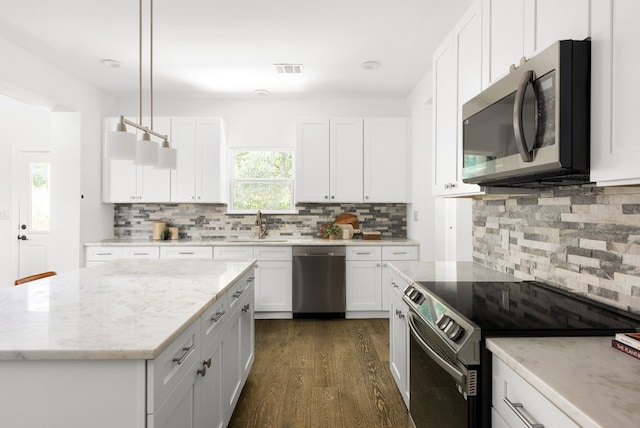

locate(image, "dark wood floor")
[[229, 318, 409, 428]]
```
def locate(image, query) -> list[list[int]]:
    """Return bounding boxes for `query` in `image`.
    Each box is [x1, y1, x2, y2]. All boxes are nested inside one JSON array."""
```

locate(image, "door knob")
[[17, 235, 28, 241]]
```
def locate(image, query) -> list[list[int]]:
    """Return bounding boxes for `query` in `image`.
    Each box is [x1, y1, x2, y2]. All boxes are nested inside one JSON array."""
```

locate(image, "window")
[[230, 149, 294, 213]]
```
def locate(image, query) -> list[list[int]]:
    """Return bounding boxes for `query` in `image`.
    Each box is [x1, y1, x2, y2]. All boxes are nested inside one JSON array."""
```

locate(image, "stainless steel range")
[[403, 276, 640, 428]]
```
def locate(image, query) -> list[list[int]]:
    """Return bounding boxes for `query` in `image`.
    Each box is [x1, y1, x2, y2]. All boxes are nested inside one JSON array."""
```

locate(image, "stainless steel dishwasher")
[[292, 246, 346, 317]]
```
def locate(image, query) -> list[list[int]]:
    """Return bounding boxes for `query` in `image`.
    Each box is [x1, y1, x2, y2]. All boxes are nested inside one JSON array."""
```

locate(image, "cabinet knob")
[[325, 196, 329, 199], [365, 196, 369, 200], [242, 303, 250, 313], [331, 195, 335, 199]]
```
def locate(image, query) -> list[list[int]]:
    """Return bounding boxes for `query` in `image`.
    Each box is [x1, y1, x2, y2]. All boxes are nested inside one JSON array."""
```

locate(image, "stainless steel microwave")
[[462, 40, 590, 188]]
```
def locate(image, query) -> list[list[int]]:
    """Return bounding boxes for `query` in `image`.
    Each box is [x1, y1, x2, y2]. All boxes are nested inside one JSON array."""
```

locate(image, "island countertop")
[[0, 259, 255, 361]]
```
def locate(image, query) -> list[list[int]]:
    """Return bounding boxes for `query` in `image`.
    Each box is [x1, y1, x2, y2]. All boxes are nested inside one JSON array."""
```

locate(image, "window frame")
[[228, 148, 296, 214]]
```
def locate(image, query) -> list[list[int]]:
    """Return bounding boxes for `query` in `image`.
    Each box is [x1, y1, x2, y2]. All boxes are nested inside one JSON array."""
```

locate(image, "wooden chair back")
[[14, 271, 57, 286]]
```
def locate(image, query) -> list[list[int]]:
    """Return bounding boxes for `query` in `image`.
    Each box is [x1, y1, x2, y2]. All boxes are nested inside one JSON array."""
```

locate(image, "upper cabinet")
[[171, 117, 227, 203], [482, 0, 590, 87], [102, 117, 171, 203], [102, 117, 226, 204], [296, 117, 408, 203], [590, 0, 640, 186], [433, 2, 483, 197]]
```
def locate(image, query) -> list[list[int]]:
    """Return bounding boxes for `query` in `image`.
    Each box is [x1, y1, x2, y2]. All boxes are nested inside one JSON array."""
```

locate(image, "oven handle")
[[407, 312, 466, 386]]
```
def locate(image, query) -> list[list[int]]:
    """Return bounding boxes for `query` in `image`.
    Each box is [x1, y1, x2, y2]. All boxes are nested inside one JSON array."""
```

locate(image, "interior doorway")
[[18, 152, 52, 278]]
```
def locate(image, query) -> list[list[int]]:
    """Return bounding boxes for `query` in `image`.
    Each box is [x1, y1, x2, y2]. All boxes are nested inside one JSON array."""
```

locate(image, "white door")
[[18, 152, 51, 277]]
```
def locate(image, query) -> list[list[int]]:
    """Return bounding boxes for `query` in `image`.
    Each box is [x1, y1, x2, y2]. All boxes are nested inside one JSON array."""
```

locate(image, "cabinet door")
[[138, 117, 171, 203], [591, 0, 640, 186], [197, 118, 226, 203], [222, 305, 242, 422], [199, 330, 225, 428], [171, 118, 197, 202], [389, 288, 409, 409], [105, 159, 138, 202], [432, 36, 458, 196], [254, 261, 292, 312], [363, 118, 408, 202], [240, 289, 255, 379], [346, 261, 382, 311], [296, 118, 330, 202], [148, 360, 198, 428], [523, 0, 590, 56], [453, 3, 483, 195], [483, 0, 525, 86], [330, 118, 363, 202]]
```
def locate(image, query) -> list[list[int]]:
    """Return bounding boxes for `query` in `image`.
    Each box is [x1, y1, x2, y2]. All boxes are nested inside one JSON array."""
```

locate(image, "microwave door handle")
[[513, 70, 535, 162]]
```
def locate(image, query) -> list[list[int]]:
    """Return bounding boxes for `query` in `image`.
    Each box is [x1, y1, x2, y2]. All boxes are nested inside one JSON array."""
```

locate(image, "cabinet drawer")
[[213, 246, 254, 260], [228, 270, 255, 311], [492, 355, 579, 428], [85, 247, 123, 261], [160, 246, 213, 259], [122, 246, 160, 259], [346, 246, 381, 261], [147, 320, 200, 413], [382, 246, 418, 261], [253, 246, 292, 261], [200, 294, 229, 347]]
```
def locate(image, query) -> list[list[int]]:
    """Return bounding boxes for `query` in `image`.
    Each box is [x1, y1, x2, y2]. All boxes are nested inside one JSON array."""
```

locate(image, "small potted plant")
[[323, 224, 342, 240]]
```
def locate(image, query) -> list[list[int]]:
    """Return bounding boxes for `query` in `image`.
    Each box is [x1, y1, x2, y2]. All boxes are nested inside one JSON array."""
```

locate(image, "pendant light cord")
[[150, 0, 154, 130], [138, 0, 143, 126]]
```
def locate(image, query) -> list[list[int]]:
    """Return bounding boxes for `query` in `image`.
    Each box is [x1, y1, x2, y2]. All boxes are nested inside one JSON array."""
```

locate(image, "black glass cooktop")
[[417, 280, 640, 335]]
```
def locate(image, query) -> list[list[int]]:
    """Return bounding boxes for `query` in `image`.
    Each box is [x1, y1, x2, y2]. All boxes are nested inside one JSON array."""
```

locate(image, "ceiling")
[[0, 0, 472, 99]]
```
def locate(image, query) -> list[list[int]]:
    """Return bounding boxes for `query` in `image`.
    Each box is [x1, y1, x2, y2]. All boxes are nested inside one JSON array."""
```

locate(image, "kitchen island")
[[0, 258, 256, 428]]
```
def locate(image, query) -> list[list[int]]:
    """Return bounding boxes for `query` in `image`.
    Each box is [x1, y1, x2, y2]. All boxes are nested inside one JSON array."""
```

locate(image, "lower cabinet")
[[148, 270, 255, 428], [389, 270, 410, 409], [346, 245, 418, 317], [491, 354, 579, 428]]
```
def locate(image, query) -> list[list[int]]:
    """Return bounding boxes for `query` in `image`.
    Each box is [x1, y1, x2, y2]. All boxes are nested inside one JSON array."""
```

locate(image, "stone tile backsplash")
[[473, 185, 640, 313], [114, 203, 407, 241]]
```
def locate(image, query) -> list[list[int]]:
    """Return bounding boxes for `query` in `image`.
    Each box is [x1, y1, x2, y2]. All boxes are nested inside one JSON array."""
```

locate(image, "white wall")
[[0, 37, 112, 286]]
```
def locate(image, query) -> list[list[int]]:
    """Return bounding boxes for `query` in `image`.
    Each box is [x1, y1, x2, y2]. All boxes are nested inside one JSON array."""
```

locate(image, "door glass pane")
[[30, 162, 50, 232]]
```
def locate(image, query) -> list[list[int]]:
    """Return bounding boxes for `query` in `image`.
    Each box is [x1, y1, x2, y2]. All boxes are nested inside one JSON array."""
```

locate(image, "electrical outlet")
[[413, 210, 419, 221]]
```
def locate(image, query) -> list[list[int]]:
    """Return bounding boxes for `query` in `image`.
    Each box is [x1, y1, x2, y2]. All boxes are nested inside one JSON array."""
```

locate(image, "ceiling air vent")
[[274, 63, 303, 74]]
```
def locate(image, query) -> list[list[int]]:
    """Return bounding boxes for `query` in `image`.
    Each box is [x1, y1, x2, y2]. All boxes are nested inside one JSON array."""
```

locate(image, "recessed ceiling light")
[[362, 61, 381, 70], [254, 89, 270, 96], [101, 59, 121, 68], [274, 64, 303, 74]]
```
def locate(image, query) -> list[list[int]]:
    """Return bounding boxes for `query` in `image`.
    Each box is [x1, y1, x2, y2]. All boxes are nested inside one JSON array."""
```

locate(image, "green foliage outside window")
[[231, 150, 294, 212]]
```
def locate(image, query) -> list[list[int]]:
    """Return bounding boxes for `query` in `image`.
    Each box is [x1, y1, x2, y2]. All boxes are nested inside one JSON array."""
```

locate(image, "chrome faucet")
[[255, 210, 268, 239]]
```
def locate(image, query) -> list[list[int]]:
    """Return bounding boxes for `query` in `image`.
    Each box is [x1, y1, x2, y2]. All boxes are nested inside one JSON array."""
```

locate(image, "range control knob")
[[445, 321, 465, 342], [436, 314, 452, 330], [404, 285, 415, 297]]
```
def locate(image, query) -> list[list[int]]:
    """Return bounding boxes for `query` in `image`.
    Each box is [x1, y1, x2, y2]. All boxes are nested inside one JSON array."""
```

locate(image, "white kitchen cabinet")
[[491, 354, 579, 428], [432, 1, 483, 197], [198, 323, 225, 428], [171, 117, 226, 203], [389, 270, 409, 409], [160, 246, 213, 259], [85, 245, 159, 267], [346, 247, 382, 312], [591, 0, 640, 186], [295, 118, 330, 202], [296, 117, 408, 203], [102, 117, 171, 203], [213, 246, 254, 260], [482, 0, 590, 88], [363, 118, 408, 202], [254, 259, 292, 314]]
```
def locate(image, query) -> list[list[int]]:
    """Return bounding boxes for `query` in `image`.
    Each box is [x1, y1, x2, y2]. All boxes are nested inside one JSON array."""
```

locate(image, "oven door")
[[408, 312, 478, 428]]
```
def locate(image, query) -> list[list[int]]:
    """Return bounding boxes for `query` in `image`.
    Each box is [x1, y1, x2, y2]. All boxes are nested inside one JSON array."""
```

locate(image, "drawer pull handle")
[[503, 397, 545, 428], [393, 251, 408, 255], [242, 303, 250, 313], [172, 344, 195, 365], [210, 310, 226, 322], [247, 276, 255, 283], [95, 252, 113, 256], [356, 252, 372, 255], [232, 290, 244, 298], [178, 252, 195, 255], [131, 252, 148, 256]]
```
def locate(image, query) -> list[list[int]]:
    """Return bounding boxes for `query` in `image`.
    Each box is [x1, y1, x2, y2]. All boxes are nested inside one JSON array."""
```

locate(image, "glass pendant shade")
[[106, 130, 136, 160], [157, 142, 177, 169], [135, 133, 158, 165]]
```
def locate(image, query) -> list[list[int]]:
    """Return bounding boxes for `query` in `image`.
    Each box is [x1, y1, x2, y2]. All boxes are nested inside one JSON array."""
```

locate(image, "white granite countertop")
[[0, 259, 254, 361], [487, 337, 640, 428], [388, 260, 521, 284], [85, 237, 418, 247]]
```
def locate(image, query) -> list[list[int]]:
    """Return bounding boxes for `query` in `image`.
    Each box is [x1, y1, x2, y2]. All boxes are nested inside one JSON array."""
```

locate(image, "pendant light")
[[104, 0, 176, 169]]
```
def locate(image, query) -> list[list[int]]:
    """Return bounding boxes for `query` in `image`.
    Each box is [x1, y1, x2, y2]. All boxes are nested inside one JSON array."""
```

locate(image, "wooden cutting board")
[[335, 213, 359, 230]]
